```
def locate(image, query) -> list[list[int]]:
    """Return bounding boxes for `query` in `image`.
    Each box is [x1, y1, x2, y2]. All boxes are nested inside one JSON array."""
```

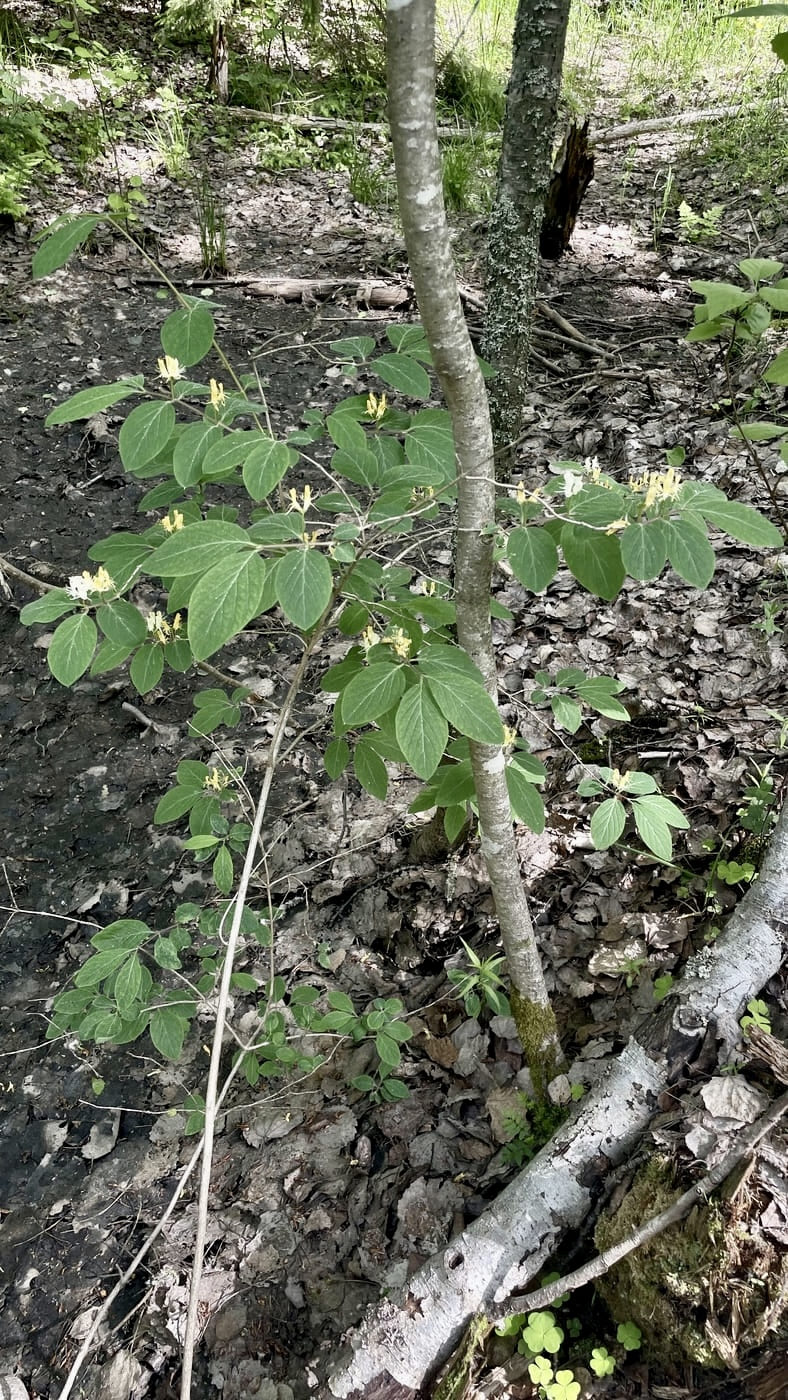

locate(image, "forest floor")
[[0, 5, 787, 1400]]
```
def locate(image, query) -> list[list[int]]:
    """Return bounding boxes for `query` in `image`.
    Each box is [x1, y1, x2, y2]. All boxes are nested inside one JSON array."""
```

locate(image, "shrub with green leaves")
[[24, 211, 783, 1075]]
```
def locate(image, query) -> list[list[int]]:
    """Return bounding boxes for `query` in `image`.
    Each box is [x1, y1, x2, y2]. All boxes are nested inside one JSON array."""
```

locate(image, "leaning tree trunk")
[[483, 0, 572, 478], [326, 798, 788, 1398], [384, 0, 563, 1097]]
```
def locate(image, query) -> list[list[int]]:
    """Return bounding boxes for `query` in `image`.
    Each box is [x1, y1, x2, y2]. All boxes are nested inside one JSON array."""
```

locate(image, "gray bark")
[[384, 0, 561, 1082], [483, 0, 572, 477]]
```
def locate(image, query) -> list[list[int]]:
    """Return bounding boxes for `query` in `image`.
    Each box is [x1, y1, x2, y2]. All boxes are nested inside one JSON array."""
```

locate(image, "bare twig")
[[493, 1087, 788, 1321]]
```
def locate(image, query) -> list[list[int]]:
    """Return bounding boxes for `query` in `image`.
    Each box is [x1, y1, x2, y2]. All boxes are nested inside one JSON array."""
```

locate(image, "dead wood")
[[540, 120, 595, 259], [593, 101, 781, 148], [492, 1086, 788, 1321], [241, 277, 412, 308], [324, 798, 788, 1399]]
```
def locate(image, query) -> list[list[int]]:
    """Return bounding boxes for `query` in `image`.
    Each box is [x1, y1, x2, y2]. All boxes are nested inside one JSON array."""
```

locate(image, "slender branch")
[[178, 610, 330, 1398], [0, 555, 58, 592], [493, 1086, 788, 1321]]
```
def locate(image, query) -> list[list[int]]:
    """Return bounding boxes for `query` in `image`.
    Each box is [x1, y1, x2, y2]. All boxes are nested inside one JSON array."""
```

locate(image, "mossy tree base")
[[510, 986, 566, 1102]]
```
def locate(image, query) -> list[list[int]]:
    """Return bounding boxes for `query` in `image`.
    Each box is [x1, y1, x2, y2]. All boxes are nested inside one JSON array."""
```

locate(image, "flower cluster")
[[366, 391, 387, 422], [629, 465, 681, 509], [67, 567, 115, 601], [146, 611, 182, 644], [203, 766, 231, 792]]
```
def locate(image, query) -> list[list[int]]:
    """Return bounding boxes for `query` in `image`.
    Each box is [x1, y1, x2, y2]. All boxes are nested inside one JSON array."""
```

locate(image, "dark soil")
[[1, 7, 787, 1400]]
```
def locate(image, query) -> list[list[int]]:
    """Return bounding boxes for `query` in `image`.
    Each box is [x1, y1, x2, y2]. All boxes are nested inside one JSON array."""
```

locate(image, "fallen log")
[[325, 799, 788, 1398]]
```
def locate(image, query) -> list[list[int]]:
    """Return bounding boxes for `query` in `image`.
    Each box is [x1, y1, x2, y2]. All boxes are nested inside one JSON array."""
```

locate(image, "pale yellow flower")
[[157, 355, 184, 383], [366, 392, 387, 422], [162, 509, 184, 534], [384, 627, 411, 659], [209, 378, 225, 408], [629, 466, 681, 510], [203, 766, 230, 792], [146, 610, 179, 644], [288, 485, 312, 513], [361, 625, 379, 652]]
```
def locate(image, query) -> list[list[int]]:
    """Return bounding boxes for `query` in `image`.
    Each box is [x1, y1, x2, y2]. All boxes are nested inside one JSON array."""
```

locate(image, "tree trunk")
[[482, 0, 572, 478], [209, 19, 229, 103], [384, 0, 563, 1098], [326, 796, 788, 1398]]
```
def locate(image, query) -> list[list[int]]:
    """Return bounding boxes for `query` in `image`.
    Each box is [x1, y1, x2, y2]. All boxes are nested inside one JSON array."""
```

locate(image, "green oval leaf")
[[154, 936, 182, 970], [148, 520, 249, 577], [324, 737, 350, 779], [243, 440, 299, 501], [505, 762, 545, 832], [33, 213, 100, 278], [341, 664, 406, 725], [697, 499, 782, 548], [114, 954, 143, 1016], [48, 612, 97, 685], [130, 643, 164, 694], [327, 411, 367, 455], [46, 380, 140, 427], [119, 401, 176, 473], [275, 548, 333, 631], [632, 804, 674, 861], [404, 423, 456, 483], [590, 797, 626, 849], [154, 786, 199, 824], [201, 429, 271, 478], [395, 681, 448, 780], [20, 590, 77, 625], [149, 1008, 189, 1060], [765, 347, 788, 385], [160, 303, 216, 366], [374, 353, 431, 399], [416, 643, 484, 686], [353, 740, 389, 799], [665, 519, 715, 588], [507, 526, 560, 592], [620, 520, 668, 581], [96, 600, 148, 646], [425, 675, 503, 744], [172, 422, 223, 487], [188, 552, 267, 661], [213, 844, 234, 894], [561, 524, 625, 601], [91, 640, 134, 674], [74, 949, 131, 986]]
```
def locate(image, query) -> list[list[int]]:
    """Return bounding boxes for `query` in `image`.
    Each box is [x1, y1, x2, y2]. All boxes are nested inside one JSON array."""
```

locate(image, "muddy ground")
[[1, 13, 788, 1400]]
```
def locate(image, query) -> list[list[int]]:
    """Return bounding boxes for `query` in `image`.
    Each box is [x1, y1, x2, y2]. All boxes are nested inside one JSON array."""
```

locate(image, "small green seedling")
[[528, 1355, 554, 1388], [447, 940, 510, 1018], [740, 999, 771, 1034], [653, 973, 674, 1002], [617, 1321, 643, 1351], [545, 1371, 580, 1400], [590, 1346, 616, 1376], [520, 1310, 564, 1356]]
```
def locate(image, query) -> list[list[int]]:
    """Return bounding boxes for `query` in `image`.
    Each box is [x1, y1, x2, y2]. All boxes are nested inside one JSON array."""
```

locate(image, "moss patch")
[[594, 1155, 787, 1372]]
